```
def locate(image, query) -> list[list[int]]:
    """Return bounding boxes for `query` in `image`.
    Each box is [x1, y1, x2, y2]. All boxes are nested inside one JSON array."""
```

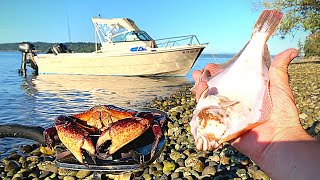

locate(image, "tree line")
[[259, 0, 319, 57], [0, 42, 97, 53]]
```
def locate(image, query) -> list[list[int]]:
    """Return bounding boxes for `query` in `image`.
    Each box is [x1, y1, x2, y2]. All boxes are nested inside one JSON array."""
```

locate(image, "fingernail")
[[290, 50, 298, 59]]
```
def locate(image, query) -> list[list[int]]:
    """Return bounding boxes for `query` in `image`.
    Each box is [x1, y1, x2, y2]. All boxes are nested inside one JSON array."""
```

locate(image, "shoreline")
[[0, 61, 319, 179]]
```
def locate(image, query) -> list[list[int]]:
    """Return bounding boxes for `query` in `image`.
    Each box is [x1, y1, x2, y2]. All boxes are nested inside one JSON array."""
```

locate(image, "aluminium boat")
[[19, 17, 207, 76]]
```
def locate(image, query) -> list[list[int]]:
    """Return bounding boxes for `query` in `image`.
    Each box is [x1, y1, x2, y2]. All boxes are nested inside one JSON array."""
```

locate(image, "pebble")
[[202, 166, 216, 176], [253, 170, 270, 180], [162, 160, 175, 173], [1, 62, 319, 179]]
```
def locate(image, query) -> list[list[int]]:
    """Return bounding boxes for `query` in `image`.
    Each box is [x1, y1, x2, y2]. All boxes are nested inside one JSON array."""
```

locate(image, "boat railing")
[[154, 35, 201, 48]]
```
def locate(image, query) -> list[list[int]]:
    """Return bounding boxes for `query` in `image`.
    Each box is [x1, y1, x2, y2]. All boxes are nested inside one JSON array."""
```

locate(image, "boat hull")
[[35, 45, 205, 76]]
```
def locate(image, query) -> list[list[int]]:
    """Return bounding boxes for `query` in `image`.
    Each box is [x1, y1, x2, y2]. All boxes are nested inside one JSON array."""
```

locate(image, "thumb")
[[269, 48, 298, 99]]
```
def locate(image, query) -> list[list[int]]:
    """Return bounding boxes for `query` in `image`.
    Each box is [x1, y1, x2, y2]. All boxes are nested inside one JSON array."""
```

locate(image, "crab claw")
[[96, 112, 153, 159], [55, 116, 95, 164]]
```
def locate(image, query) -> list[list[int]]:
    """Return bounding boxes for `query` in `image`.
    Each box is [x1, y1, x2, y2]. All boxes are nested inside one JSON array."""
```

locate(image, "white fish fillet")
[[190, 10, 283, 151]]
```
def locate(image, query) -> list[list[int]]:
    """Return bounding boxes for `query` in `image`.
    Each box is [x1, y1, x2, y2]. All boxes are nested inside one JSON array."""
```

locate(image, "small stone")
[[30, 148, 42, 156], [4, 160, 21, 172], [58, 168, 77, 176], [76, 170, 91, 179], [169, 149, 185, 161], [163, 160, 175, 173], [39, 171, 51, 179], [12, 172, 23, 179], [176, 158, 185, 167], [192, 161, 205, 173], [170, 172, 181, 179], [189, 170, 200, 179], [142, 174, 152, 180], [185, 156, 199, 167], [236, 169, 249, 179], [37, 162, 58, 173], [159, 174, 169, 180], [19, 145, 33, 153], [240, 158, 250, 166], [8, 153, 21, 161], [220, 156, 230, 165], [247, 165, 259, 177], [299, 113, 309, 120], [208, 154, 220, 162], [63, 176, 75, 180], [202, 166, 216, 176], [153, 162, 163, 171], [184, 175, 195, 180], [7, 169, 17, 177], [26, 156, 39, 162], [253, 170, 270, 180]]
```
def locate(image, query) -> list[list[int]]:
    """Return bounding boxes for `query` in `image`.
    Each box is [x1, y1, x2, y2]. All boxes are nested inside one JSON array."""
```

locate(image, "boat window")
[[111, 31, 153, 42], [135, 31, 153, 41], [111, 32, 139, 42]]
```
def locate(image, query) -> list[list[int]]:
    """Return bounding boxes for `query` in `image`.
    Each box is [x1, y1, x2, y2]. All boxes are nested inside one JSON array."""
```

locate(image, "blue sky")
[[0, 0, 307, 54]]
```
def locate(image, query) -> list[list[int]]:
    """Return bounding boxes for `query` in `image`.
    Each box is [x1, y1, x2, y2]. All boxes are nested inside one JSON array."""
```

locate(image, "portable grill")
[[54, 107, 168, 179]]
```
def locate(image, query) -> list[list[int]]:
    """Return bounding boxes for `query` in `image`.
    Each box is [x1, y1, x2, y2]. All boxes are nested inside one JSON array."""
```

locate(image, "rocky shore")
[[0, 61, 319, 179]]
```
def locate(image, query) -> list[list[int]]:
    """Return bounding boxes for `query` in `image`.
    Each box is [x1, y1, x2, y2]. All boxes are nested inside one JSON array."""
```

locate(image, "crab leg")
[[55, 116, 96, 164], [96, 112, 153, 159]]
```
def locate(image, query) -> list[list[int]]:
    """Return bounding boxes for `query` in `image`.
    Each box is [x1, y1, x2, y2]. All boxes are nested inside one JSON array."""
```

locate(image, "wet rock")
[[236, 168, 249, 179], [8, 153, 21, 161], [26, 156, 39, 163], [169, 150, 185, 161], [39, 171, 51, 179], [4, 160, 21, 172], [19, 145, 33, 153], [162, 160, 175, 173], [63, 176, 76, 180], [220, 156, 230, 165], [58, 168, 77, 176], [37, 161, 58, 173], [170, 172, 181, 179], [202, 166, 216, 176], [253, 170, 270, 180], [142, 174, 152, 180]]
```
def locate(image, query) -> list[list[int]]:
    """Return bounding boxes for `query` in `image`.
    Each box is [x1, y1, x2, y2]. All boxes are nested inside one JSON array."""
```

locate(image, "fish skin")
[[190, 10, 283, 151]]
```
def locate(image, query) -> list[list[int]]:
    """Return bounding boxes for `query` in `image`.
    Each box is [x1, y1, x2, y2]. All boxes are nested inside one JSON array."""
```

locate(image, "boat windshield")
[[111, 31, 153, 43]]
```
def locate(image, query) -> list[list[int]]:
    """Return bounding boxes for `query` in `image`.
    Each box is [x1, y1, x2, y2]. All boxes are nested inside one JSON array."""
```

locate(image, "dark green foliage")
[[0, 42, 98, 53], [304, 32, 320, 57], [259, 0, 320, 57]]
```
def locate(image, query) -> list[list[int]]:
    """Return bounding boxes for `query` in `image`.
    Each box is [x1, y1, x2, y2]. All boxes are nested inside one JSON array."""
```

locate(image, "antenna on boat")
[[66, 9, 72, 42]]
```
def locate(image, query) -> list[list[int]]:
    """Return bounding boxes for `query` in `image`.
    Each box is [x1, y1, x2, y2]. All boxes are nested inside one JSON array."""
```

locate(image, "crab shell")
[[96, 112, 154, 156], [54, 115, 95, 163], [72, 105, 137, 133]]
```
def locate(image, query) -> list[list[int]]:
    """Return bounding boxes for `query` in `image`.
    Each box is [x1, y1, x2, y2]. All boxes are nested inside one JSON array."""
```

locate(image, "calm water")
[[0, 52, 230, 159]]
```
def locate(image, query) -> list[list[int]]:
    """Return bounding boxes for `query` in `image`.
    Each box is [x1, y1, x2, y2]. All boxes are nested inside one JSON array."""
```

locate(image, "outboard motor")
[[49, 43, 71, 55], [18, 42, 38, 76], [18, 42, 35, 53]]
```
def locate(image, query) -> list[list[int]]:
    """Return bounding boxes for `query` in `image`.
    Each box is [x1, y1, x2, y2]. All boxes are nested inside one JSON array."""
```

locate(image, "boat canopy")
[[92, 18, 140, 32]]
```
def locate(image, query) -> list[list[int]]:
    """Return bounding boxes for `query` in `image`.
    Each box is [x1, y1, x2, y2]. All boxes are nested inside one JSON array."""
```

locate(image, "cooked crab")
[[43, 105, 166, 164]]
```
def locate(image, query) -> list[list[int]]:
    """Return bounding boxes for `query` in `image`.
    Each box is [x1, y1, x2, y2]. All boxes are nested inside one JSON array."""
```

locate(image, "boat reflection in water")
[[33, 74, 192, 108]]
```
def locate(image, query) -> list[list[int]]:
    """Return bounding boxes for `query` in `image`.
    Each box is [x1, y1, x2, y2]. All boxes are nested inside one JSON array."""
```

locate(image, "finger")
[[269, 48, 298, 99], [270, 48, 298, 69], [192, 70, 202, 84], [203, 63, 222, 77], [196, 81, 208, 102]]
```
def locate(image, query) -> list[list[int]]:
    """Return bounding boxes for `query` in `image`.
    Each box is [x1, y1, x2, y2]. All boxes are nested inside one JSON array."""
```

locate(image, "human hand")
[[192, 48, 308, 162]]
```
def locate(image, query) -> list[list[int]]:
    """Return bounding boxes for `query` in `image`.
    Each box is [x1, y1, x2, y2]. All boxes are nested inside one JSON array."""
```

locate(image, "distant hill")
[[0, 42, 236, 57], [0, 42, 97, 53]]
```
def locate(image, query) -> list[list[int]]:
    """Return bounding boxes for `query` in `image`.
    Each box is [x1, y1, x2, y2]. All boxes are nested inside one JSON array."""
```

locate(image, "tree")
[[255, 0, 320, 57]]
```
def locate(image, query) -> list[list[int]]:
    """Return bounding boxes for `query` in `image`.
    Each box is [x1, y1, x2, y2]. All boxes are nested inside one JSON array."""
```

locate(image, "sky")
[[0, 0, 308, 55]]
